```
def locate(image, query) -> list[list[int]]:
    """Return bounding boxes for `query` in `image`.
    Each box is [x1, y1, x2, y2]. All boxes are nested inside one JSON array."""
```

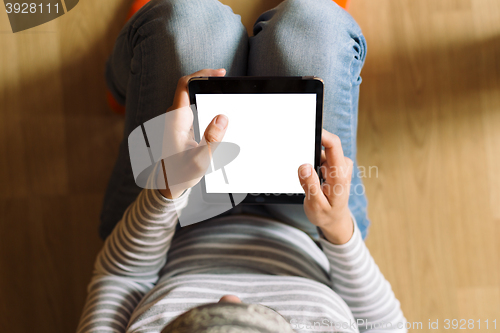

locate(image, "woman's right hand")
[[297, 130, 354, 244]]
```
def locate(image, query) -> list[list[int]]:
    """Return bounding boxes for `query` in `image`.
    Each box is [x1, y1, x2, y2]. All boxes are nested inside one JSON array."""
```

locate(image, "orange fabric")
[[126, 0, 152, 21], [333, 0, 350, 10], [106, 90, 126, 115]]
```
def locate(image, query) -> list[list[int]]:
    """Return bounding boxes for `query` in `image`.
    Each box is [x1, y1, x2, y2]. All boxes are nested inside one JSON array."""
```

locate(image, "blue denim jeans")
[[101, 0, 369, 240]]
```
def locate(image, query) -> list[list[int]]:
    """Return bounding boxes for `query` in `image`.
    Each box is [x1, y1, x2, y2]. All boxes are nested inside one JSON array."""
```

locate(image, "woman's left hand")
[[158, 68, 228, 199]]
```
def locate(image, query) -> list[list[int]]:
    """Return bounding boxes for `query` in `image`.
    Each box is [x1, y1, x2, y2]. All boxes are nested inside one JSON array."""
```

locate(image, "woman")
[[77, 0, 406, 331]]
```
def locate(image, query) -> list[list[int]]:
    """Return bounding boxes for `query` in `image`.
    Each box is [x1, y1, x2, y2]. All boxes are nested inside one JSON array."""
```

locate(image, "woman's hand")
[[158, 68, 228, 199], [298, 129, 354, 244]]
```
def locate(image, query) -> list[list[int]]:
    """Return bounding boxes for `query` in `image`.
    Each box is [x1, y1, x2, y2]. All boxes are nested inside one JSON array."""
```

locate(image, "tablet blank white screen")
[[196, 94, 317, 194]]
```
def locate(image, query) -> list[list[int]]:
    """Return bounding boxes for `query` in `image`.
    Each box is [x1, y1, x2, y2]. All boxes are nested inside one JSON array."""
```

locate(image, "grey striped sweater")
[[77, 177, 406, 333]]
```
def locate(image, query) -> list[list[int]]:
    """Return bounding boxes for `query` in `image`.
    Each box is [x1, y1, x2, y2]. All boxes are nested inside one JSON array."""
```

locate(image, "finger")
[[193, 114, 229, 173], [171, 68, 226, 109], [298, 164, 330, 211], [320, 150, 326, 164], [344, 157, 354, 180], [322, 129, 346, 169], [318, 150, 327, 179], [200, 114, 228, 145]]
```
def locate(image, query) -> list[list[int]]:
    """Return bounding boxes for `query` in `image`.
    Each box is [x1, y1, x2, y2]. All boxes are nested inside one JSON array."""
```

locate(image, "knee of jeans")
[[130, 0, 245, 52], [283, 0, 357, 29], [279, 0, 366, 62], [148, 0, 242, 28]]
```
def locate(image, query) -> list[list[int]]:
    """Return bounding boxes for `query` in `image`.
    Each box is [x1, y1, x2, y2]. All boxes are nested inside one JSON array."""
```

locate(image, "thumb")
[[298, 164, 329, 210], [192, 115, 228, 174], [200, 114, 228, 145]]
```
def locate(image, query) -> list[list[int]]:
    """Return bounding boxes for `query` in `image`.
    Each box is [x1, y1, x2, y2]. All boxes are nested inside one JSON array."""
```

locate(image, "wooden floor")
[[1, 0, 499, 331]]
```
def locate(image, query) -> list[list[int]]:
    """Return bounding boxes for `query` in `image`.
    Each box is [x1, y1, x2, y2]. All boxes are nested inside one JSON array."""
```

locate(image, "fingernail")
[[300, 165, 311, 178], [215, 115, 228, 129], [218, 68, 226, 74]]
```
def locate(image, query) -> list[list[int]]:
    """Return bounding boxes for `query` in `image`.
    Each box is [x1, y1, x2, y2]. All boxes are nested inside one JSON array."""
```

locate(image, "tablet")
[[188, 76, 323, 204]]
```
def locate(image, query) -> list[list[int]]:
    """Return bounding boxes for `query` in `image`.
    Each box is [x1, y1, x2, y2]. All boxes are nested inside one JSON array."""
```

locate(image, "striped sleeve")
[[77, 165, 190, 333], [319, 217, 407, 333]]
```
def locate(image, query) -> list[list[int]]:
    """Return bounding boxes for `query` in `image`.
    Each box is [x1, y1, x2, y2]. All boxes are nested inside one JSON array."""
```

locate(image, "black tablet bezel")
[[188, 76, 324, 204]]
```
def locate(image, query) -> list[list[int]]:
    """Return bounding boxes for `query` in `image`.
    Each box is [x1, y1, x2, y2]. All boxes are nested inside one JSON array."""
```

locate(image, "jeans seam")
[[349, 33, 366, 159], [347, 40, 355, 160]]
